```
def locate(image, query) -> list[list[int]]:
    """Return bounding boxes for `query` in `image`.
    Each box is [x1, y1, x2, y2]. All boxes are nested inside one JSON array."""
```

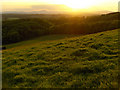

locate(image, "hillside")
[[2, 29, 119, 88], [2, 12, 118, 45]]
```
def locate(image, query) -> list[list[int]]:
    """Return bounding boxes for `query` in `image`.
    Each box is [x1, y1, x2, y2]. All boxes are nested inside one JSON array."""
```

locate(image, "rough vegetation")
[[2, 12, 119, 44], [2, 29, 119, 88]]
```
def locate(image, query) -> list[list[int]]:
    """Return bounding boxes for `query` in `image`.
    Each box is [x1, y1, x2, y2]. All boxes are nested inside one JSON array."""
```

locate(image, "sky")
[[1, 0, 119, 14]]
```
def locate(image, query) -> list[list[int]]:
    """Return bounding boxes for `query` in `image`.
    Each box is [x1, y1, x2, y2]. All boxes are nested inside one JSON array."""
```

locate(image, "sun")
[[61, 0, 97, 9]]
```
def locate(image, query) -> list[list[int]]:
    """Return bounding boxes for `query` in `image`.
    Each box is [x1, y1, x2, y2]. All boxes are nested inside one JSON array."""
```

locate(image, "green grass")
[[3, 34, 78, 49], [2, 29, 119, 88]]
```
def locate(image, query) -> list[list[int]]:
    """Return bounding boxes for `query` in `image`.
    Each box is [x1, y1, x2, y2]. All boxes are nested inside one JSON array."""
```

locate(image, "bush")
[[2, 18, 53, 44]]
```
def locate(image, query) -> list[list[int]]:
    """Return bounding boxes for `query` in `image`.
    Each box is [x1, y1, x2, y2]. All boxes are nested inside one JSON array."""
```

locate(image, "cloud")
[[31, 4, 70, 11], [3, 4, 71, 14]]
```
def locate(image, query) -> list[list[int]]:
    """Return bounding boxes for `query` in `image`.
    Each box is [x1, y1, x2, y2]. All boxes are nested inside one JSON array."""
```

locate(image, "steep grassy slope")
[[2, 29, 119, 88]]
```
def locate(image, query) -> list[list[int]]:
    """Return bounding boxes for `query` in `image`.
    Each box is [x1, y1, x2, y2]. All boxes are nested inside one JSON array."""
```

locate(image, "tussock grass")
[[2, 29, 119, 88]]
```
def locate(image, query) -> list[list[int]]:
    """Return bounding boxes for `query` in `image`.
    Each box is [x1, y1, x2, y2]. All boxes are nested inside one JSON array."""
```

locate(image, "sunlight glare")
[[59, 0, 98, 9]]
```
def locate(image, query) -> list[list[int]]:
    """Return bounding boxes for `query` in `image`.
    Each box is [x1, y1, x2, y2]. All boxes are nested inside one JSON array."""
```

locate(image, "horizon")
[[1, 0, 119, 14]]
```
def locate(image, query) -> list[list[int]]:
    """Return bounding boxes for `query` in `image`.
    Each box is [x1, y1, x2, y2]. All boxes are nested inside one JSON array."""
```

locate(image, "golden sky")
[[1, 0, 119, 13]]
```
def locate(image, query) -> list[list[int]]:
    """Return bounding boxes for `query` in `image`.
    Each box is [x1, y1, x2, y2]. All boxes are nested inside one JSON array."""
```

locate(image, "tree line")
[[2, 12, 119, 44]]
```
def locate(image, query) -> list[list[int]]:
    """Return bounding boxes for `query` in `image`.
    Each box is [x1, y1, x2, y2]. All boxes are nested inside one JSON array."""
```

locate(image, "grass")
[[3, 34, 78, 49], [2, 29, 119, 88]]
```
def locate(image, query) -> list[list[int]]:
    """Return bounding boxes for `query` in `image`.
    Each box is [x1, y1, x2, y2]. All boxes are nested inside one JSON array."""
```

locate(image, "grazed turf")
[[2, 29, 119, 88]]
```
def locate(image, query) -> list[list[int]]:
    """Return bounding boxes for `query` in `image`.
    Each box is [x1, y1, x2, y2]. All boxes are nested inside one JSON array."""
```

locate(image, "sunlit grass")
[[2, 29, 118, 88]]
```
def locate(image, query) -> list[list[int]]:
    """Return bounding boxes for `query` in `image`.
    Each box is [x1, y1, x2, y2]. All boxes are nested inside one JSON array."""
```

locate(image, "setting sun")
[[1, 0, 118, 13], [60, 0, 98, 9]]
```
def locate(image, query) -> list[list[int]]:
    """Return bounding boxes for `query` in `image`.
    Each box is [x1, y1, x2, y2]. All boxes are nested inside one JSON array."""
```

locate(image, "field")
[[2, 29, 119, 88]]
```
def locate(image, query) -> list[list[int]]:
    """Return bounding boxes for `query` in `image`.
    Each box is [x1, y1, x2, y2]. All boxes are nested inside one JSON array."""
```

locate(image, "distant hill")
[[2, 12, 119, 20], [2, 12, 119, 44]]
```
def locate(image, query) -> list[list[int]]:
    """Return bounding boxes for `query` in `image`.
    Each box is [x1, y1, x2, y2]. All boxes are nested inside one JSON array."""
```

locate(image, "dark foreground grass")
[[2, 29, 119, 88]]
